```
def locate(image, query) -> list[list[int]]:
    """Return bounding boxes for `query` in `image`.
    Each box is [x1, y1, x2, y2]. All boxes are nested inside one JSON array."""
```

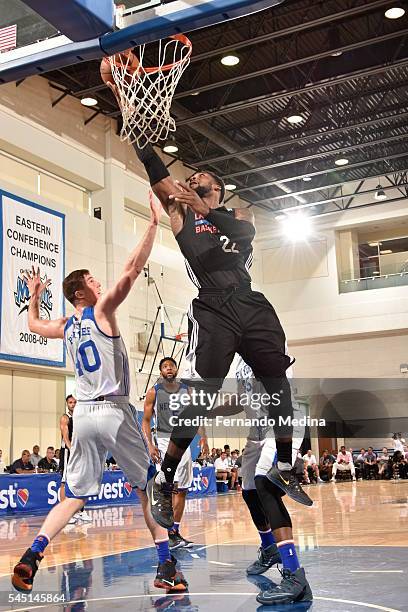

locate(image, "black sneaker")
[[256, 567, 313, 605], [246, 544, 281, 575], [147, 474, 175, 529], [178, 533, 194, 548], [266, 466, 313, 507], [154, 555, 188, 592], [12, 548, 43, 592], [168, 530, 185, 550]]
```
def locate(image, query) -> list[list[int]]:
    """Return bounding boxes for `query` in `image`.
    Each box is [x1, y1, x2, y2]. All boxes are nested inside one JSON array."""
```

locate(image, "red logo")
[[124, 482, 132, 497], [17, 488, 29, 507], [201, 477, 208, 488]]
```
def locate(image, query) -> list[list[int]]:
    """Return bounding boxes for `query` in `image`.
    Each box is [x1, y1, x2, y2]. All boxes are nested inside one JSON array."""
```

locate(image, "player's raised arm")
[[23, 267, 67, 339], [97, 192, 161, 315], [132, 140, 185, 216]]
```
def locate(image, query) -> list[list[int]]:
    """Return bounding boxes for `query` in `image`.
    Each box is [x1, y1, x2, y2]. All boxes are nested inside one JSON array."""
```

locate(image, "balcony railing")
[[339, 270, 408, 293]]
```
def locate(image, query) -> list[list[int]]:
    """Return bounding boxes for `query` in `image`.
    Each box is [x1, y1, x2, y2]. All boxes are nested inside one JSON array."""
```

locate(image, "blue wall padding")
[[21, 0, 115, 42]]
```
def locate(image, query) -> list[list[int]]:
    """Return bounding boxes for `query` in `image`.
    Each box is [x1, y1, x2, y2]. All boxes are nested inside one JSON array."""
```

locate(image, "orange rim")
[[111, 35, 192, 75], [175, 332, 188, 341]]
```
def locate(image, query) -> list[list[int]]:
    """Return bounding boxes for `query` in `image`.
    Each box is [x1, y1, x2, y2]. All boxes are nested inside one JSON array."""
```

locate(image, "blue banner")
[[189, 464, 217, 496], [0, 466, 216, 515]]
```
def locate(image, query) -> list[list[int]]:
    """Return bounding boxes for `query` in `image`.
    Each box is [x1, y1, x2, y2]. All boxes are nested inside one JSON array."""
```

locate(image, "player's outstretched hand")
[[149, 190, 162, 226], [23, 266, 51, 298], [149, 444, 161, 464], [169, 180, 210, 216]]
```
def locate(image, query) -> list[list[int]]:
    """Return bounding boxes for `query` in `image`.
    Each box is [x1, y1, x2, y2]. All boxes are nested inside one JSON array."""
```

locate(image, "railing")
[[339, 271, 408, 292]]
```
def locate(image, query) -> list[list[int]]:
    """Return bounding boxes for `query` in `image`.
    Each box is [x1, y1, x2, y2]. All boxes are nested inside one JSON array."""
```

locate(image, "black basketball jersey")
[[176, 207, 253, 289], [61, 412, 73, 448]]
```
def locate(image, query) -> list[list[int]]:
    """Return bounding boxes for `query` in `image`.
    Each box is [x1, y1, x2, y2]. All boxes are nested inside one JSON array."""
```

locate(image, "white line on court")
[[350, 570, 404, 573], [208, 560, 235, 566], [3, 592, 402, 612]]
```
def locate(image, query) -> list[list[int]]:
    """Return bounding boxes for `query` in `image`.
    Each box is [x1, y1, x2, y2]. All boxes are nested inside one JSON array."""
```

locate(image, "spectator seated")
[[331, 447, 356, 482]]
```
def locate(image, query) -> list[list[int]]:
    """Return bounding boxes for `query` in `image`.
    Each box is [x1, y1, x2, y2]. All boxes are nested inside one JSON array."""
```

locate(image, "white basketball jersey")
[[231, 352, 304, 443], [64, 306, 130, 401]]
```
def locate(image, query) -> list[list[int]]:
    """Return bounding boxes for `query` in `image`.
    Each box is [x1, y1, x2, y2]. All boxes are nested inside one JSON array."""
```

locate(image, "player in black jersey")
[[103, 61, 312, 528], [59, 395, 91, 524]]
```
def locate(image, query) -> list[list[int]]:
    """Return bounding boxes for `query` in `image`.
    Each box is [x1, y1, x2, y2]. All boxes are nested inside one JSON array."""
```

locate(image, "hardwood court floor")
[[0, 480, 407, 611]]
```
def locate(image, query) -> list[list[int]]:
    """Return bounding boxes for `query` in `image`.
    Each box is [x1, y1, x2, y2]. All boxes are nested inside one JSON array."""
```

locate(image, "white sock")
[[277, 461, 292, 471], [155, 470, 166, 485]]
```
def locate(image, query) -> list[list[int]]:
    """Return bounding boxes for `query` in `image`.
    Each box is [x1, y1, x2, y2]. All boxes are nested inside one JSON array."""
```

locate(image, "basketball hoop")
[[106, 34, 192, 149], [174, 332, 188, 343]]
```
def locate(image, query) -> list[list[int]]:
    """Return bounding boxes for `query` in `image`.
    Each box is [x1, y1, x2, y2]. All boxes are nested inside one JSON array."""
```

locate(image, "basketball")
[[100, 50, 140, 85]]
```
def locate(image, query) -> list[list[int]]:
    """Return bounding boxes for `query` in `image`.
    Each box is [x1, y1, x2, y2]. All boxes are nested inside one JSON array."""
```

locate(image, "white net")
[[108, 35, 192, 149]]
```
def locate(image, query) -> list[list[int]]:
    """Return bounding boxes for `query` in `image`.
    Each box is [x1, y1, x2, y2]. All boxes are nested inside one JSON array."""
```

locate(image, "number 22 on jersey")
[[220, 235, 239, 253]]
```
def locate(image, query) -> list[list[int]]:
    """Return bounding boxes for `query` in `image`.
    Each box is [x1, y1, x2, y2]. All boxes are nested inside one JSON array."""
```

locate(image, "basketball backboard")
[[0, 0, 58, 52], [0, 0, 284, 84]]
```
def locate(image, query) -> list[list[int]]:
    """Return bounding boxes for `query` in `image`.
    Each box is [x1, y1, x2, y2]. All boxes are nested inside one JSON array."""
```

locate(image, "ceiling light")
[[375, 185, 387, 201], [191, 91, 200, 96], [275, 214, 286, 221], [303, 176, 312, 182], [335, 158, 349, 166], [163, 139, 178, 154], [385, 6, 405, 19], [373, 271, 381, 275], [281, 213, 312, 242], [225, 183, 237, 191], [368, 242, 379, 247], [287, 114, 304, 124], [81, 96, 97, 106], [221, 54, 239, 66], [380, 249, 393, 255], [331, 50, 343, 57]]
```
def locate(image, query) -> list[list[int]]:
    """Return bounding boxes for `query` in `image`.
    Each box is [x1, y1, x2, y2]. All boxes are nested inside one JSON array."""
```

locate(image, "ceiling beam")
[[194, 108, 408, 166], [175, 57, 408, 126], [174, 30, 407, 99], [189, 0, 393, 63], [224, 132, 407, 180], [313, 195, 408, 218], [260, 182, 408, 214], [252, 167, 408, 205], [234, 150, 408, 193]]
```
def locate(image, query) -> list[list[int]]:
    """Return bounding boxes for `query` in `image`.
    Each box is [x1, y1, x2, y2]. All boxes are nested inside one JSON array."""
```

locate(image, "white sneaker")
[[76, 510, 92, 522], [330, 477, 336, 482], [317, 477, 324, 483]]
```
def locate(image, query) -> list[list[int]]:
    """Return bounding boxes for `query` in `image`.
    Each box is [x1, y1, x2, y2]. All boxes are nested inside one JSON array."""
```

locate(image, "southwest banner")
[[0, 190, 65, 366], [0, 467, 216, 515]]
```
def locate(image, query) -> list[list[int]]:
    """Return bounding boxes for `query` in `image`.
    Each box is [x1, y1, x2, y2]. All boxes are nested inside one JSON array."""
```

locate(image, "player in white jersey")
[[211, 356, 313, 606], [12, 196, 187, 594]]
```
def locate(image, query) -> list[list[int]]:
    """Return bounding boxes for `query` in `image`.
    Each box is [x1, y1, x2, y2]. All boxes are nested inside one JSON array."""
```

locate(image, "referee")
[[59, 395, 91, 523]]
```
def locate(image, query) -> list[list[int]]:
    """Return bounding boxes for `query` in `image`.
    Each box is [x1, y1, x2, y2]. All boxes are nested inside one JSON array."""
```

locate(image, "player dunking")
[[102, 58, 312, 530], [12, 198, 187, 594]]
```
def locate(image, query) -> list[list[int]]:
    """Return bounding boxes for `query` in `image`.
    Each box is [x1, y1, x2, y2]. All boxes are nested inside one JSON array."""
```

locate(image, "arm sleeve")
[[205, 209, 255, 247], [131, 141, 170, 186]]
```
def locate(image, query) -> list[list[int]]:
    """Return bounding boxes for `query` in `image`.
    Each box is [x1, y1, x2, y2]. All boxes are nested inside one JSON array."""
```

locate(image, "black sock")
[[276, 440, 292, 465], [161, 454, 180, 483]]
